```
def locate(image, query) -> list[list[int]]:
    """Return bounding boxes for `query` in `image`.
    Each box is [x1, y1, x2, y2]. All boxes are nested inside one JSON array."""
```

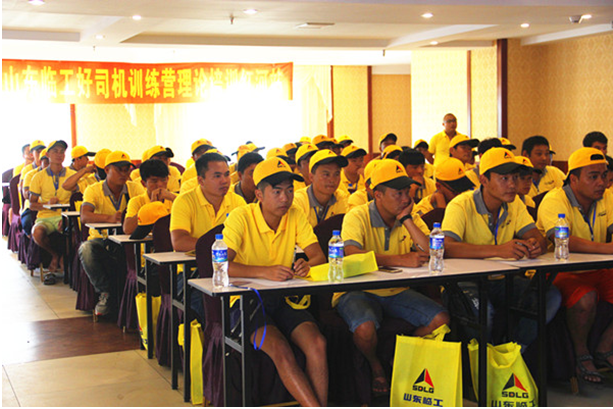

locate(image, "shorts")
[[336, 289, 446, 333], [34, 215, 62, 234], [233, 294, 316, 339], [553, 269, 613, 308]]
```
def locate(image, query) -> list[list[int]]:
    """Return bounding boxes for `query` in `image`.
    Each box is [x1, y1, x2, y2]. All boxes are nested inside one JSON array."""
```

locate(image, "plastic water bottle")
[[429, 222, 444, 274], [328, 230, 344, 282], [554, 214, 569, 262], [212, 234, 229, 289]]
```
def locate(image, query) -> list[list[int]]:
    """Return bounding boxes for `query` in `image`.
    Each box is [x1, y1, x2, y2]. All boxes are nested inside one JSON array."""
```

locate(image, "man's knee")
[[31, 224, 47, 245], [354, 320, 377, 340], [428, 311, 450, 330], [571, 291, 598, 313]]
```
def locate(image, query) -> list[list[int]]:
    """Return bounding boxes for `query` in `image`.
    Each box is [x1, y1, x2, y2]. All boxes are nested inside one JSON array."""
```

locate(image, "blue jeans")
[[78, 238, 126, 296], [336, 289, 446, 333]]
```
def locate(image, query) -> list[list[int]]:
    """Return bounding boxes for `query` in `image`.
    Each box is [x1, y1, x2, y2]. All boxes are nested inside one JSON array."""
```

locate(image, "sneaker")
[[95, 292, 110, 316]]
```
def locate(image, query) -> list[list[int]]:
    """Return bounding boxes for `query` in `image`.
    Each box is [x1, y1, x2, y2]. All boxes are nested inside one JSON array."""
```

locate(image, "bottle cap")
[[333, 230, 340, 236], [215, 234, 223, 240], [558, 214, 565, 218], [433, 222, 441, 228]]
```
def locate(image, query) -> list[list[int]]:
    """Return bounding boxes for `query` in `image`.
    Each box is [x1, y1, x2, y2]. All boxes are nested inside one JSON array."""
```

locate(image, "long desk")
[[61, 210, 80, 284], [188, 258, 521, 407]]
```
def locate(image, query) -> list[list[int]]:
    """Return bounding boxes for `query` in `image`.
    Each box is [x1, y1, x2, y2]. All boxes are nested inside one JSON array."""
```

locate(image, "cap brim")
[[261, 171, 304, 186], [297, 151, 316, 164], [314, 156, 349, 169], [518, 164, 542, 174], [380, 136, 398, 144], [279, 155, 296, 166], [444, 176, 475, 193], [345, 148, 367, 159], [488, 162, 521, 175], [316, 142, 335, 149], [130, 224, 154, 240], [50, 141, 69, 150], [380, 176, 417, 190], [152, 150, 174, 159], [192, 145, 212, 155], [285, 147, 298, 155], [455, 139, 479, 149], [502, 144, 517, 150], [108, 161, 135, 168]]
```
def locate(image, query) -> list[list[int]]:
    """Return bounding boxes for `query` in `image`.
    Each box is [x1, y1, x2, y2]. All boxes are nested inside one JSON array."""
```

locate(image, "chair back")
[[421, 207, 446, 231], [9, 175, 21, 214], [170, 162, 185, 174], [150, 215, 172, 294], [532, 191, 548, 211], [69, 192, 83, 211], [527, 206, 538, 222], [2, 168, 13, 200], [313, 214, 345, 261], [195, 225, 225, 335]]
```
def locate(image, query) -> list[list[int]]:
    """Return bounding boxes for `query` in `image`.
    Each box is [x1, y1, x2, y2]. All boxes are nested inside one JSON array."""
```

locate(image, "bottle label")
[[555, 226, 569, 239], [329, 245, 344, 259], [212, 249, 228, 263], [430, 236, 444, 251]]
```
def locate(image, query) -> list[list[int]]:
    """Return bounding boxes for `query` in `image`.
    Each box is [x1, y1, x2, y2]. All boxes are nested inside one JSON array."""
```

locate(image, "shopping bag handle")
[[422, 324, 451, 341]]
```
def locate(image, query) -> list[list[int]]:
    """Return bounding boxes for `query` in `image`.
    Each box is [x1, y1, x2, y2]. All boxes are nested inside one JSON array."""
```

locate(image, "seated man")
[[537, 147, 613, 384], [19, 140, 46, 184], [347, 159, 379, 210], [123, 159, 176, 235], [339, 145, 366, 194], [379, 133, 398, 153], [13, 143, 33, 178], [62, 148, 110, 193], [582, 131, 608, 155], [521, 135, 565, 198], [337, 134, 353, 150], [170, 152, 246, 252], [294, 149, 349, 227], [381, 145, 402, 160], [29, 140, 75, 277], [21, 148, 50, 237], [413, 139, 435, 179], [412, 158, 474, 217], [339, 159, 450, 394], [79, 151, 145, 316], [224, 157, 328, 406], [232, 152, 263, 204], [514, 156, 540, 209], [133, 146, 181, 193], [68, 145, 97, 193], [180, 138, 214, 185], [442, 147, 561, 350], [449, 134, 479, 171], [465, 137, 503, 188], [294, 143, 318, 190], [398, 149, 436, 204]]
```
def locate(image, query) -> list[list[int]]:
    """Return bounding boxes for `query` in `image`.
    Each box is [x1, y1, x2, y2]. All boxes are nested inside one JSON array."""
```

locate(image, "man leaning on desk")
[[222, 157, 329, 407], [442, 147, 561, 351], [536, 147, 613, 384]]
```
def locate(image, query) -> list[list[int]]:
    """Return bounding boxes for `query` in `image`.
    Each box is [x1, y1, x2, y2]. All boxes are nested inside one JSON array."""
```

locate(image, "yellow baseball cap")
[[94, 149, 111, 168], [514, 155, 542, 174], [549, 144, 556, 155], [500, 137, 517, 150], [71, 146, 95, 159], [130, 202, 171, 240], [232, 142, 264, 157], [39, 148, 49, 160], [253, 157, 304, 187], [267, 148, 288, 159], [370, 158, 417, 190], [30, 140, 46, 151], [191, 139, 213, 155], [480, 147, 520, 175], [295, 143, 318, 165], [414, 139, 429, 149], [146, 145, 174, 161], [186, 157, 194, 168], [105, 151, 134, 168], [567, 147, 607, 173], [309, 149, 348, 173], [382, 144, 402, 159], [47, 140, 68, 151], [364, 159, 380, 187], [202, 148, 230, 161], [283, 143, 298, 155], [379, 133, 398, 145], [435, 158, 475, 192], [299, 136, 312, 144], [313, 134, 334, 148], [450, 135, 479, 149], [341, 145, 367, 159], [337, 135, 353, 145]]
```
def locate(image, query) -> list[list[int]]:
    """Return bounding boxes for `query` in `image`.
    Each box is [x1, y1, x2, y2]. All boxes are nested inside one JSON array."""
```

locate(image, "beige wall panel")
[[470, 46, 498, 142], [372, 74, 411, 151], [332, 66, 369, 151]]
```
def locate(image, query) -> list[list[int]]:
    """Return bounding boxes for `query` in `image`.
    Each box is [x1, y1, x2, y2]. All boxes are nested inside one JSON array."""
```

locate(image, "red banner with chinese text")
[[2, 59, 293, 104]]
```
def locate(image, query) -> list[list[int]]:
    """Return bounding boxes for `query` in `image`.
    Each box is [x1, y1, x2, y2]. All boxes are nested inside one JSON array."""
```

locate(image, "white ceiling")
[[3, 0, 612, 69]]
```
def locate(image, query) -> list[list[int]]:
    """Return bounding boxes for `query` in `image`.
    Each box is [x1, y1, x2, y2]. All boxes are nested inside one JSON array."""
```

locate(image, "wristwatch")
[[399, 214, 412, 224]]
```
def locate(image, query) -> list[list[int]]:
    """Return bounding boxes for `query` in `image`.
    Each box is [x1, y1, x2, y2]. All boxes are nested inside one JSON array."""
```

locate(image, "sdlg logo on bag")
[[402, 369, 444, 407], [491, 373, 536, 407]]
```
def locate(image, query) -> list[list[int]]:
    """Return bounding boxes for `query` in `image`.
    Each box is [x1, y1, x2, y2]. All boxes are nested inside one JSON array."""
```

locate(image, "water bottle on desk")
[[429, 222, 444, 275], [212, 234, 229, 289], [328, 230, 344, 282], [554, 214, 569, 262]]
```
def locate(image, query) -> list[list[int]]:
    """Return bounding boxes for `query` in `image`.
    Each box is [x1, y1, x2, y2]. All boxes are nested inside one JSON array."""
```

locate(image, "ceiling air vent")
[[295, 22, 335, 29]]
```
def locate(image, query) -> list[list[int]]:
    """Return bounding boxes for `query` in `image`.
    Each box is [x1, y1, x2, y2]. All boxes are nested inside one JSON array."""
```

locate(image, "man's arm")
[[565, 235, 613, 254], [444, 236, 532, 260], [345, 244, 428, 268], [80, 204, 122, 224], [521, 227, 547, 258], [62, 165, 95, 192], [170, 229, 198, 252], [227, 248, 295, 281], [123, 215, 138, 235]]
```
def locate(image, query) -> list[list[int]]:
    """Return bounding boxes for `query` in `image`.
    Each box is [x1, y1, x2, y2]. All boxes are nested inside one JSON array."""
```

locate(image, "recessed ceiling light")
[[430, 41, 438, 45], [421, 12, 434, 19], [520, 23, 530, 28], [132, 15, 142, 21], [28, 0, 45, 5], [243, 9, 258, 15], [95, 34, 105, 40], [581, 14, 592, 20]]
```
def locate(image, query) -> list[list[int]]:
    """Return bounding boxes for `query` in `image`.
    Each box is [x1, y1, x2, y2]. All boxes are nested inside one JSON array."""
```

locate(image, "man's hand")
[[431, 191, 447, 208], [525, 237, 543, 258], [498, 240, 531, 260], [292, 258, 310, 277], [409, 184, 421, 201], [151, 188, 176, 202], [396, 199, 415, 222], [84, 164, 96, 174], [398, 250, 429, 268], [264, 265, 295, 281], [109, 211, 123, 223], [49, 197, 59, 204]]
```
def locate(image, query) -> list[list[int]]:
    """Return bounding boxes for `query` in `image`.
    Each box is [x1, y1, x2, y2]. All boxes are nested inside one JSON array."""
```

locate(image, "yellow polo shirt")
[[133, 165, 182, 193], [348, 190, 371, 210], [13, 163, 26, 177], [179, 176, 198, 194], [293, 185, 349, 227], [429, 131, 467, 167], [466, 167, 481, 188], [537, 186, 613, 243], [182, 164, 197, 182], [82, 180, 145, 239], [22, 167, 43, 212], [414, 177, 436, 203], [424, 163, 435, 179], [442, 188, 536, 245], [170, 186, 246, 240], [76, 172, 99, 194], [338, 201, 430, 303], [126, 192, 173, 218], [520, 194, 536, 209], [20, 163, 34, 180], [528, 166, 565, 198], [29, 167, 76, 219], [412, 194, 435, 218], [339, 171, 366, 194]]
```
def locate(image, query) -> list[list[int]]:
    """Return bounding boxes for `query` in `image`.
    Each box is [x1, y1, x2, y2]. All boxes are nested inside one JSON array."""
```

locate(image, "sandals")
[[43, 273, 57, 286], [576, 354, 604, 384], [594, 350, 613, 371], [372, 374, 390, 396]]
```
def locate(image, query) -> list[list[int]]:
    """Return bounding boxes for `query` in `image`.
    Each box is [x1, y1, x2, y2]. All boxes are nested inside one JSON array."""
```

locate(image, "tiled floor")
[[1, 238, 612, 407]]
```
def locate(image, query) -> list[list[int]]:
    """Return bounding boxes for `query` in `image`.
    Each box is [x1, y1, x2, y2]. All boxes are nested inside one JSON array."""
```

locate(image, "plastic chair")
[[7, 175, 22, 252], [420, 207, 446, 231], [170, 162, 185, 174], [532, 191, 548, 211], [2, 168, 13, 237]]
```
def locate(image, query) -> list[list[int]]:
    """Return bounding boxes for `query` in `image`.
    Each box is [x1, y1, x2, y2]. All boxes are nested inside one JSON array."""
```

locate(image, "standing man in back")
[[427, 113, 467, 167]]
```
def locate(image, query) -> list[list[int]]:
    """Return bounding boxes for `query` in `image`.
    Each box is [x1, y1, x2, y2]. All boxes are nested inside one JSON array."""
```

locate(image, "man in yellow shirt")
[[339, 159, 449, 394], [68, 146, 97, 193], [449, 134, 479, 169], [442, 147, 560, 350], [78, 151, 145, 316], [398, 149, 436, 204], [413, 140, 435, 179], [379, 133, 398, 153], [536, 147, 613, 383], [339, 145, 366, 194], [19, 140, 45, 183], [293, 149, 349, 227], [170, 152, 246, 252], [347, 159, 379, 210], [131, 146, 182, 193], [224, 157, 328, 406], [427, 113, 467, 167], [412, 158, 474, 217], [521, 136, 565, 198], [29, 140, 75, 277], [21, 148, 50, 237], [13, 144, 33, 177], [231, 152, 263, 204], [465, 137, 503, 188], [123, 159, 175, 235], [180, 138, 214, 184], [514, 156, 539, 210], [294, 143, 318, 190], [337, 134, 353, 149], [62, 148, 109, 194], [582, 131, 607, 155], [313, 134, 335, 151]]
